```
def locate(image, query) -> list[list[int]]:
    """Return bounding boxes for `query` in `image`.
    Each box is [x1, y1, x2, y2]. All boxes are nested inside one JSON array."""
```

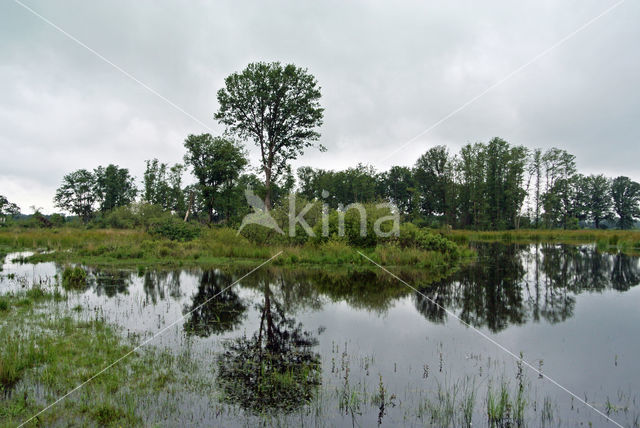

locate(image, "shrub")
[[388, 223, 460, 258], [312, 203, 397, 248], [103, 206, 138, 229], [148, 217, 200, 242]]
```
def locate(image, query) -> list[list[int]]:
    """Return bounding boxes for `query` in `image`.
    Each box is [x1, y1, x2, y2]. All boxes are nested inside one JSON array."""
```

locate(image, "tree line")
[[2, 62, 638, 230], [299, 141, 640, 230], [38, 136, 640, 231]]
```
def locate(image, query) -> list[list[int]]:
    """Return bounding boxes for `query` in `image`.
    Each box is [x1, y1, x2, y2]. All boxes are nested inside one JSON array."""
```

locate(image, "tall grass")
[[0, 226, 468, 269]]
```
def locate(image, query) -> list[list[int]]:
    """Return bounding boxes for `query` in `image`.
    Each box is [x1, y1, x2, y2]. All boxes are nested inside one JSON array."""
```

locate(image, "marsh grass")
[[0, 289, 200, 427], [449, 229, 640, 255], [0, 227, 469, 271]]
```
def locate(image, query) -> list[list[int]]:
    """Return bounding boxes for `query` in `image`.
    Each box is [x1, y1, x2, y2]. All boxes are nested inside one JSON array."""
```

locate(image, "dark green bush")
[[311, 203, 397, 248], [148, 217, 200, 242], [389, 223, 460, 258]]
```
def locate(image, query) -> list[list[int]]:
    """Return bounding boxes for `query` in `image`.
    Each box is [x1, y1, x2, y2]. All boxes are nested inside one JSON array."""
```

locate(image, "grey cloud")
[[0, 0, 638, 212]]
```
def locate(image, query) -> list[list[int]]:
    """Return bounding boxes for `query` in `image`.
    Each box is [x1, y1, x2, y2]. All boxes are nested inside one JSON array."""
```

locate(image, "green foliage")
[[0, 195, 20, 227], [62, 266, 87, 289], [216, 62, 324, 209], [54, 169, 97, 223], [148, 217, 200, 241], [309, 203, 397, 248], [391, 223, 460, 258], [143, 159, 185, 215], [96, 204, 172, 230], [94, 164, 137, 212], [49, 213, 65, 227], [183, 134, 248, 222], [297, 164, 382, 209], [611, 176, 640, 229], [0, 292, 186, 426]]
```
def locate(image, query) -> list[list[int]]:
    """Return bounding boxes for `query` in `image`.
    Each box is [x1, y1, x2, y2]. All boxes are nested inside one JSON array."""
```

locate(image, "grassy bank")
[[447, 229, 640, 254], [0, 227, 471, 270], [0, 288, 199, 427]]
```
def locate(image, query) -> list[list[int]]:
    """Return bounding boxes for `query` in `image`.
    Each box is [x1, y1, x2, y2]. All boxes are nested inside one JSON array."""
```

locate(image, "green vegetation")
[[0, 223, 470, 270], [0, 290, 195, 427], [448, 229, 640, 254], [61, 266, 88, 289], [215, 61, 324, 210]]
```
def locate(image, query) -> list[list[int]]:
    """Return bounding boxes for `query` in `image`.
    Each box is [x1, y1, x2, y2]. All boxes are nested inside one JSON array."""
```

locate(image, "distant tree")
[[414, 145, 455, 223], [0, 195, 20, 217], [611, 176, 640, 229], [586, 174, 613, 228], [94, 164, 137, 212], [183, 134, 247, 223], [529, 148, 544, 228], [143, 159, 185, 214], [457, 143, 487, 229], [0, 195, 20, 225], [541, 148, 577, 228], [381, 166, 416, 216], [215, 62, 324, 210], [54, 169, 97, 223]]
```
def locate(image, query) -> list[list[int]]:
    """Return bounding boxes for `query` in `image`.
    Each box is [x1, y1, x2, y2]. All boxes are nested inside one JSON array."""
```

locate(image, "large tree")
[[53, 169, 97, 223], [611, 176, 640, 229], [0, 195, 20, 223], [94, 164, 137, 212], [183, 134, 247, 223], [215, 62, 324, 210]]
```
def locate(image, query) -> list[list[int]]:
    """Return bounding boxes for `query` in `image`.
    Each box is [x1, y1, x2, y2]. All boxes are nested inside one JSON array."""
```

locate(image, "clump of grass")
[[0, 297, 9, 311], [0, 292, 195, 426], [62, 266, 87, 289]]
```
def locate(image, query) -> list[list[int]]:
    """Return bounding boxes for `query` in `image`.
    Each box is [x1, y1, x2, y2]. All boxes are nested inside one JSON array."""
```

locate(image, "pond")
[[1, 243, 639, 427]]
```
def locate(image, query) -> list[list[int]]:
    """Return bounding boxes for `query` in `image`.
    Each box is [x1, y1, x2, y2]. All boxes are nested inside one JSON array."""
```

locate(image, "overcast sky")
[[1, 0, 638, 213]]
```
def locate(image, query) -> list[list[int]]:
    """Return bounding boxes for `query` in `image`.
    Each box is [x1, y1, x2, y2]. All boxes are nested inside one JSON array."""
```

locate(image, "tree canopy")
[[215, 62, 324, 210], [183, 134, 247, 222]]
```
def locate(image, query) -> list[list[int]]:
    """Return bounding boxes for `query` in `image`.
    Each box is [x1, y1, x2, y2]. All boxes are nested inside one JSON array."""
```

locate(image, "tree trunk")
[[264, 169, 272, 211], [208, 194, 215, 223], [184, 191, 194, 222]]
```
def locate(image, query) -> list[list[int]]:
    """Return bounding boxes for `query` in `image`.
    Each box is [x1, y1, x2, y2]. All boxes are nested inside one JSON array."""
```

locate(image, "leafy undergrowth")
[[0, 290, 197, 427]]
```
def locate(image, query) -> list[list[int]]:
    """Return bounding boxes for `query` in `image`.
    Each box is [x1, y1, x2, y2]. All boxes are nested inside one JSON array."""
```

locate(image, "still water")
[[2, 243, 639, 427]]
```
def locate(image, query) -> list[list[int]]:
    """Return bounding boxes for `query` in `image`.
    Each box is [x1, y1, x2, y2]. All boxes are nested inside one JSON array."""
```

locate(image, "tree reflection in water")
[[414, 243, 640, 332], [86, 268, 131, 297], [216, 281, 321, 413], [183, 270, 247, 337]]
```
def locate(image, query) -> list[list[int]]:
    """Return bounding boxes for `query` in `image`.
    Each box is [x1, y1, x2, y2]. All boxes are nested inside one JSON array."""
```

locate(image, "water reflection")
[[215, 281, 321, 413], [88, 268, 130, 297], [66, 243, 640, 336], [183, 270, 247, 337], [415, 243, 640, 332]]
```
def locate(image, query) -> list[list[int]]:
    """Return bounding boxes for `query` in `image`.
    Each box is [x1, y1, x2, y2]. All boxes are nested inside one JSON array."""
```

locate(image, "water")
[[1, 243, 639, 427]]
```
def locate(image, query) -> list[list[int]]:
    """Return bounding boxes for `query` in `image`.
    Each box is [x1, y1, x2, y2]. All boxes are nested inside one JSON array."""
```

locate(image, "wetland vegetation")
[[2, 242, 640, 427], [1, 59, 639, 428]]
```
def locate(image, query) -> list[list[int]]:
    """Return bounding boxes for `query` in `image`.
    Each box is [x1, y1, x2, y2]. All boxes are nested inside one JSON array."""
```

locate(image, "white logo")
[[237, 187, 400, 238], [237, 187, 284, 235]]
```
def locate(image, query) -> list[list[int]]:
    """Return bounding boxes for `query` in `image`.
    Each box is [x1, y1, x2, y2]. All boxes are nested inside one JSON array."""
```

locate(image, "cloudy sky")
[[1, 0, 638, 213]]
